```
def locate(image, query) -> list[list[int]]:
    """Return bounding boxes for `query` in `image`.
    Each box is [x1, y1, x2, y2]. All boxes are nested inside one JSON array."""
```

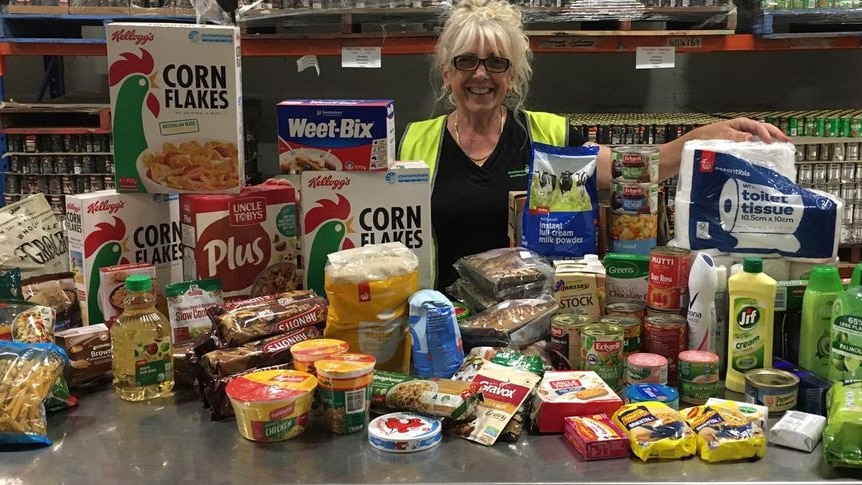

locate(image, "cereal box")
[[98, 263, 158, 327], [564, 414, 630, 461], [180, 183, 298, 301], [106, 23, 244, 193], [277, 99, 395, 173], [300, 162, 432, 295], [65, 190, 182, 326], [530, 371, 623, 434], [604, 252, 649, 304]]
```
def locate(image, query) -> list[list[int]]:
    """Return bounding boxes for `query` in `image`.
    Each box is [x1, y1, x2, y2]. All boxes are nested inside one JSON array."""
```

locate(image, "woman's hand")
[[692, 117, 792, 143]]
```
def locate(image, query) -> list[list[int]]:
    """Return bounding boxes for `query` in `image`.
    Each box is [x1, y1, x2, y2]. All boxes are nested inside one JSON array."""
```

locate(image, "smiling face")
[[442, 38, 514, 116]]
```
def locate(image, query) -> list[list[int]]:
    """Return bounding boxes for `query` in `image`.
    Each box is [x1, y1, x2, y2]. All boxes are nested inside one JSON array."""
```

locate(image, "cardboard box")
[[65, 190, 182, 326], [530, 371, 623, 434], [277, 99, 395, 173], [181, 183, 298, 301], [507, 191, 527, 247], [99, 263, 158, 327], [564, 414, 630, 461], [604, 253, 649, 304], [55, 324, 113, 388], [553, 259, 606, 320], [299, 162, 432, 294], [106, 23, 244, 193]]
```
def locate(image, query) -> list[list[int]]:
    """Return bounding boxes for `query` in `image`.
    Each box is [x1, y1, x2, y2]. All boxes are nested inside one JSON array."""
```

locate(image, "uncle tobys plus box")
[[106, 23, 244, 193], [277, 99, 395, 173]]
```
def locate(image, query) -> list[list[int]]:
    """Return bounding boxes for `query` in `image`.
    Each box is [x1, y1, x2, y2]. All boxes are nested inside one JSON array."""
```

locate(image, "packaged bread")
[[459, 294, 557, 349], [454, 247, 553, 300], [681, 402, 766, 462], [612, 401, 697, 461]]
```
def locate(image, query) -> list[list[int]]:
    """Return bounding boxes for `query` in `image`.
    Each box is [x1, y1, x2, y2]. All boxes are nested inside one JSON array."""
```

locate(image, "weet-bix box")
[[277, 99, 395, 173]]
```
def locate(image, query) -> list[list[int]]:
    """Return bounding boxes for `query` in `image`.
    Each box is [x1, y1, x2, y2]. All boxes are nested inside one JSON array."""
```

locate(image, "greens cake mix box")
[[299, 162, 432, 294], [106, 23, 244, 193], [65, 190, 183, 326]]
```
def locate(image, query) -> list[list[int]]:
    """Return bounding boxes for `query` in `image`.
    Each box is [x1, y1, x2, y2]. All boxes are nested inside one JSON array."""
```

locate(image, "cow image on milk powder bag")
[[65, 190, 182, 326], [277, 99, 395, 173], [300, 162, 432, 295], [180, 183, 298, 301], [106, 23, 244, 193]]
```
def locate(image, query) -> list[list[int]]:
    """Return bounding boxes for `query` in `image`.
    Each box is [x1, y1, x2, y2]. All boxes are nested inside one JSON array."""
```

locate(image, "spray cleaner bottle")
[[799, 265, 843, 380], [830, 263, 862, 382], [726, 257, 777, 394], [687, 252, 717, 351]]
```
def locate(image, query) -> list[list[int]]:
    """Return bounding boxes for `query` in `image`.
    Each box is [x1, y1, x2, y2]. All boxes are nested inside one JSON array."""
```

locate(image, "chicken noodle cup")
[[289, 338, 350, 373], [316, 353, 377, 434], [224, 370, 317, 443]]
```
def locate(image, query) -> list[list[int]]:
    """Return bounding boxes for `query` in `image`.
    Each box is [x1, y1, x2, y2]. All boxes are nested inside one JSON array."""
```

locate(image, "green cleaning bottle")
[[799, 265, 843, 380], [830, 264, 862, 382]]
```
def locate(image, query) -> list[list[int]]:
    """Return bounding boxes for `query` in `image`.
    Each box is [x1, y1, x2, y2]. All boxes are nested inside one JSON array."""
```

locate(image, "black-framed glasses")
[[452, 54, 510, 73]]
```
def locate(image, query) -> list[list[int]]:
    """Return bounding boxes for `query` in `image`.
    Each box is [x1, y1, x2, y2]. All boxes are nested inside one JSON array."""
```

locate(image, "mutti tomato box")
[[65, 190, 182, 326], [106, 23, 244, 193], [300, 162, 432, 295], [530, 371, 623, 434], [276, 99, 395, 173], [180, 183, 298, 301]]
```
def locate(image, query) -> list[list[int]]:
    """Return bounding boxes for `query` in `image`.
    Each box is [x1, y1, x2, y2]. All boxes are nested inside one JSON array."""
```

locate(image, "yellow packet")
[[612, 401, 696, 461], [681, 402, 767, 463]]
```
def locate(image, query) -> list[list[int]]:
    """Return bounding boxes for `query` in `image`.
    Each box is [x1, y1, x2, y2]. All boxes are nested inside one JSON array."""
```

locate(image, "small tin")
[[623, 383, 679, 410], [678, 350, 720, 405], [54, 155, 70, 174], [605, 301, 646, 322], [5, 174, 19, 194], [600, 314, 641, 356], [642, 313, 687, 385], [367, 412, 442, 453], [744, 368, 800, 415], [580, 323, 625, 392], [40, 155, 55, 174], [625, 353, 668, 385], [841, 162, 856, 183], [797, 163, 813, 184], [806, 144, 819, 162], [549, 312, 591, 370]]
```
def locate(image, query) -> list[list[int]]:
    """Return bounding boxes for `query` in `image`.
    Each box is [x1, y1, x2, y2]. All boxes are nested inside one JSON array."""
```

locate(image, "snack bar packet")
[[681, 402, 766, 462], [0, 341, 68, 446], [823, 380, 862, 468], [207, 290, 324, 347], [454, 247, 554, 301], [612, 402, 697, 461], [370, 370, 482, 420], [200, 325, 321, 380]]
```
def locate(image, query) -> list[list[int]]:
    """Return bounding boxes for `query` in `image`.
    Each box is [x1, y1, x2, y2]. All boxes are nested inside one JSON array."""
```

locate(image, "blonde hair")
[[433, 0, 532, 113]]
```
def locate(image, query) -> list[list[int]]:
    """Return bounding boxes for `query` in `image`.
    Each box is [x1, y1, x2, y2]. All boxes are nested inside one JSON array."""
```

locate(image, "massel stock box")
[[300, 162, 432, 295], [65, 190, 182, 326], [553, 260, 605, 320], [180, 183, 298, 301], [530, 371, 623, 434], [276, 99, 395, 173], [106, 23, 244, 194]]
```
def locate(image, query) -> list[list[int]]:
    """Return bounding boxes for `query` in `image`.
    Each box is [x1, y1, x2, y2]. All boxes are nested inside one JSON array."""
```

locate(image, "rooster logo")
[[109, 48, 160, 192], [84, 217, 130, 325], [304, 194, 355, 295]]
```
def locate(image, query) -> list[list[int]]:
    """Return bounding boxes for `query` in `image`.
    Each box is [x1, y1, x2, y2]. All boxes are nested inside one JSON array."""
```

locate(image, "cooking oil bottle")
[[111, 274, 174, 401], [725, 257, 776, 394]]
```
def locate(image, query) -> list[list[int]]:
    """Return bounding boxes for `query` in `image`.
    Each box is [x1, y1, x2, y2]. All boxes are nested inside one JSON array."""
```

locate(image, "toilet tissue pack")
[[675, 140, 843, 259]]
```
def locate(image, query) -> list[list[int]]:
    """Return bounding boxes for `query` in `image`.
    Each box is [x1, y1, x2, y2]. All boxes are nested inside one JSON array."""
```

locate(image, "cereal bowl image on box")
[[137, 138, 242, 193], [279, 147, 342, 172]]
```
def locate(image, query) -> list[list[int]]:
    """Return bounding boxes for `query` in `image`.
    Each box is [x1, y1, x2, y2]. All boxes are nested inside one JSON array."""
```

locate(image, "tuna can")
[[678, 350, 719, 405], [623, 383, 679, 410], [847, 143, 860, 161], [642, 313, 687, 385], [625, 353, 668, 385], [797, 163, 813, 184], [828, 163, 842, 182], [841, 163, 856, 183], [549, 313, 591, 370], [580, 323, 624, 391], [610, 146, 659, 183], [600, 314, 641, 356], [368, 412, 442, 453], [806, 145, 820, 161], [743, 368, 800, 415], [647, 247, 691, 312]]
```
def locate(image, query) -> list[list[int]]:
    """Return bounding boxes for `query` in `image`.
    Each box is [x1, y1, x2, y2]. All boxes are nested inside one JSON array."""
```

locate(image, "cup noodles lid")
[[289, 338, 349, 363], [368, 412, 442, 453], [225, 370, 317, 403], [315, 354, 376, 379]]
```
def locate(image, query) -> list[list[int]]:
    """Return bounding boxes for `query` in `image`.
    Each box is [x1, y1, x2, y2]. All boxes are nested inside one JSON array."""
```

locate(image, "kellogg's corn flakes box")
[[106, 23, 244, 193]]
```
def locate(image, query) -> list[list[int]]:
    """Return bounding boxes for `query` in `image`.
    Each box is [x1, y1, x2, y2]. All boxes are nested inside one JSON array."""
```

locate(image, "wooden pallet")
[[753, 8, 862, 37]]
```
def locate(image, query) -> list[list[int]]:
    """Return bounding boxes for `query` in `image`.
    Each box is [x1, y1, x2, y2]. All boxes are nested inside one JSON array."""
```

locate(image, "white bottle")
[[711, 265, 729, 370], [687, 252, 718, 351]]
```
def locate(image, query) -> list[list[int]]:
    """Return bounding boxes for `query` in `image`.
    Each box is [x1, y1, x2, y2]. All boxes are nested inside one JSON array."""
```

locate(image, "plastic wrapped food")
[[823, 381, 862, 468], [21, 273, 80, 332], [454, 247, 553, 301], [459, 294, 557, 349], [456, 278, 501, 314], [369, 371, 482, 420], [681, 402, 766, 462], [0, 269, 23, 301], [5, 301, 56, 344], [206, 290, 325, 347], [612, 402, 697, 461]]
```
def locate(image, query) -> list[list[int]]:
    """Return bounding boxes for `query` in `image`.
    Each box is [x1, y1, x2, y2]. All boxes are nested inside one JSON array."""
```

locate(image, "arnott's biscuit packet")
[[681, 402, 766, 462], [612, 401, 696, 461]]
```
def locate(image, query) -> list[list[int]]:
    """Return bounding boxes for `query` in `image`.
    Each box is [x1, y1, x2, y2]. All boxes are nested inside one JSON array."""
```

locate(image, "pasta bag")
[[324, 243, 418, 373]]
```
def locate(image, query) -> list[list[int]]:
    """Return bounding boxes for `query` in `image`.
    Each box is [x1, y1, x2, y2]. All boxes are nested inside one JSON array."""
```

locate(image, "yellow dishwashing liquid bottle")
[[111, 274, 174, 401], [725, 257, 777, 394]]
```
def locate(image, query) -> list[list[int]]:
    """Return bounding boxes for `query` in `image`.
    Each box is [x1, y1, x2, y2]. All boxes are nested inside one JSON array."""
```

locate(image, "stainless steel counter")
[[3, 385, 862, 484]]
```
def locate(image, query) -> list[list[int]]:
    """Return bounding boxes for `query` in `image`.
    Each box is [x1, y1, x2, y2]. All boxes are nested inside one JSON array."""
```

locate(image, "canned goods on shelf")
[[828, 163, 842, 182], [84, 134, 95, 153], [41, 155, 56, 174], [82, 155, 95, 174], [847, 143, 860, 161], [813, 163, 828, 181], [8, 155, 21, 173], [841, 184, 856, 203], [49, 134, 63, 153], [834, 144, 846, 162], [104, 156, 115, 174], [5, 175, 19, 194], [61, 176, 75, 195], [62, 134, 74, 152], [71, 156, 83, 175], [797, 163, 813, 184], [89, 175, 105, 192], [806, 144, 820, 161], [819, 144, 832, 162], [26, 156, 41, 175], [854, 203, 862, 222], [24, 135, 37, 153], [54, 155, 69, 174], [841, 162, 856, 183], [47, 176, 62, 195]]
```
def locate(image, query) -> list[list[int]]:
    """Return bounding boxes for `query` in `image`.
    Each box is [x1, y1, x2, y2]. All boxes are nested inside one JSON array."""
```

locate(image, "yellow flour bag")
[[324, 243, 418, 373]]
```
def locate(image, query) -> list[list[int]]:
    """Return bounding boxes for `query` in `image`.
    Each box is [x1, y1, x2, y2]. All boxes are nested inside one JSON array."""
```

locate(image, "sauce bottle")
[[799, 265, 842, 380], [111, 274, 174, 401], [725, 257, 776, 394]]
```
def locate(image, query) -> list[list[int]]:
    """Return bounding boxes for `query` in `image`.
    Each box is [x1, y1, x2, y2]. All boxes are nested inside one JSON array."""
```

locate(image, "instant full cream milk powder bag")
[[675, 140, 842, 259]]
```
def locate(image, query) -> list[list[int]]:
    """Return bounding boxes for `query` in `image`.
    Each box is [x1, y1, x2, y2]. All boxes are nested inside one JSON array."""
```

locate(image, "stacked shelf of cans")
[[720, 109, 862, 138], [568, 112, 723, 146], [3, 133, 115, 216], [795, 142, 862, 244], [761, 0, 861, 9]]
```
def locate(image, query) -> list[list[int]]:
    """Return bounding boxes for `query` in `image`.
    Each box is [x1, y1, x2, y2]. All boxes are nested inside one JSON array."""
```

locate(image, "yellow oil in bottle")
[[111, 274, 174, 401]]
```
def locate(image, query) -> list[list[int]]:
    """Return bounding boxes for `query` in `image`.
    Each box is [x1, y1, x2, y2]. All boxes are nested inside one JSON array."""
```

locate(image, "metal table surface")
[[3, 384, 862, 484]]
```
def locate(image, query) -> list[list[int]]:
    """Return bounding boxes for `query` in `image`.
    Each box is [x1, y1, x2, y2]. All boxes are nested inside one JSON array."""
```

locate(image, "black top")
[[432, 109, 587, 291]]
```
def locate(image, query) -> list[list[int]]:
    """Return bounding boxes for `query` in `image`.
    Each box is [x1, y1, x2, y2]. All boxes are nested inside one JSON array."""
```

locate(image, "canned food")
[[848, 143, 860, 161], [625, 353, 668, 385], [24, 135, 37, 153], [834, 144, 846, 162], [841, 162, 856, 183], [806, 144, 819, 161], [5, 175, 19, 194], [47, 176, 62, 195], [605, 302, 646, 321], [842, 184, 856, 203], [819, 144, 832, 162], [610, 146, 659, 183], [795, 147, 805, 162], [610, 213, 658, 256], [610, 181, 658, 214], [623, 383, 679, 410], [797, 163, 813, 184], [678, 350, 720, 405], [642, 313, 687, 385], [549, 313, 591, 370], [8, 155, 21, 173], [813, 163, 828, 181], [855, 203, 862, 222], [54, 155, 69, 174], [5, 135, 20, 152], [580, 323, 624, 391], [647, 247, 691, 312], [599, 314, 641, 356], [744, 368, 800, 415], [828, 163, 842, 182]]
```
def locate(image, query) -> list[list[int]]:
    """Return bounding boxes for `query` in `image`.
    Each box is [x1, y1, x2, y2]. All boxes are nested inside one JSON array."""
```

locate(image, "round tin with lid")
[[625, 352, 668, 385], [744, 368, 800, 415], [368, 412, 442, 453]]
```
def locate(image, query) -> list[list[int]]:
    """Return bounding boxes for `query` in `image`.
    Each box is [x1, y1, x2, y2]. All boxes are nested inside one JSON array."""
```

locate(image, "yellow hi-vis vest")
[[397, 110, 569, 288]]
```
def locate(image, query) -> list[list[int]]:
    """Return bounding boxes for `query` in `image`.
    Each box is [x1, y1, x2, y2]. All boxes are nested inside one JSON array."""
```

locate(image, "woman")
[[399, 0, 790, 291]]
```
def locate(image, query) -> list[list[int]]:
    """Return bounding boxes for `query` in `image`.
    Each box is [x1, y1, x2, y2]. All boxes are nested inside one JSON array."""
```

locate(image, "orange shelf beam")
[[240, 34, 438, 56]]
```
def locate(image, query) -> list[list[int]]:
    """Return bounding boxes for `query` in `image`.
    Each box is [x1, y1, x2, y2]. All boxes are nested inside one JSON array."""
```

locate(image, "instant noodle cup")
[[225, 369, 317, 443], [316, 353, 377, 434], [289, 338, 350, 373]]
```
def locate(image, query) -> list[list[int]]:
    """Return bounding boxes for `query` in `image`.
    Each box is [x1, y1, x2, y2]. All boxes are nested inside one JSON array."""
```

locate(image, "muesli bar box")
[[276, 99, 395, 173], [530, 371, 623, 434], [65, 190, 182, 326], [106, 23, 244, 193]]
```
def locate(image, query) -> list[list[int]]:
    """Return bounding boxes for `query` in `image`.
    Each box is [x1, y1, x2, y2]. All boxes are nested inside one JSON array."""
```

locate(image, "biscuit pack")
[[530, 370, 623, 433]]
